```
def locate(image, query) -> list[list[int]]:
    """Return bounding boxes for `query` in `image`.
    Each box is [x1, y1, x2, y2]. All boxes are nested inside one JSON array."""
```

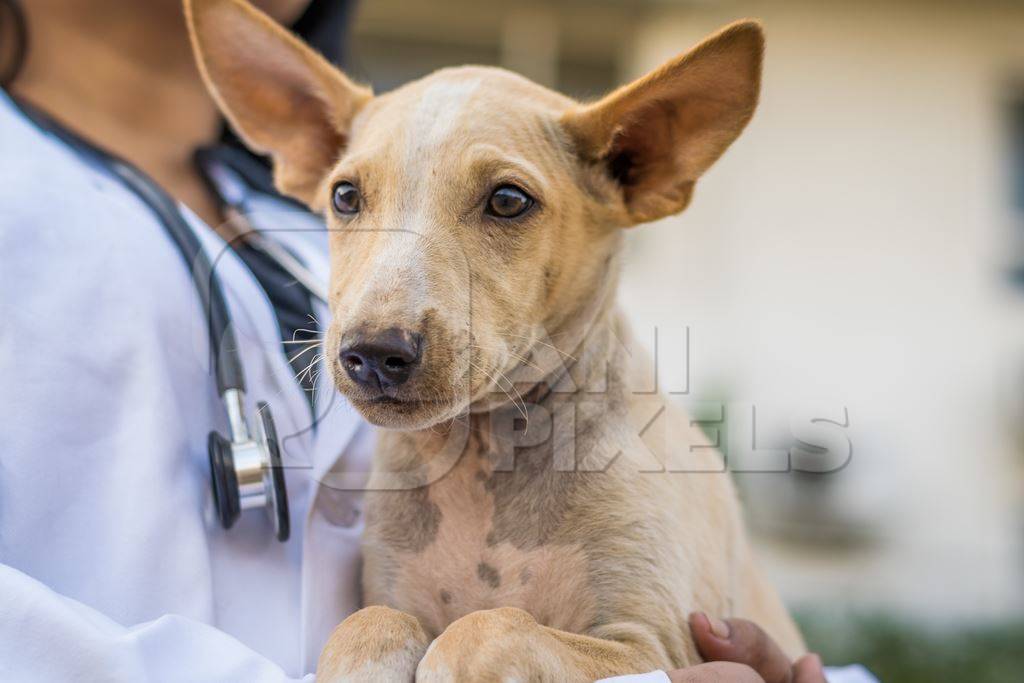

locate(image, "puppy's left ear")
[[561, 20, 763, 225], [186, 0, 372, 205]]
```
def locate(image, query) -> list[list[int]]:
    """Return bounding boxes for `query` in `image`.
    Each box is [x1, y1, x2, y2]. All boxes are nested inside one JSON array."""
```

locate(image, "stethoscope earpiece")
[[0, 0, 28, 88], [208, 390, 290, 542]]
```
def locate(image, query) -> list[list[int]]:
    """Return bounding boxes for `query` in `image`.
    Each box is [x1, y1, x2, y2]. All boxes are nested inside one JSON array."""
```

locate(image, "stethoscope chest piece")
[[208, 391, 290, 542]]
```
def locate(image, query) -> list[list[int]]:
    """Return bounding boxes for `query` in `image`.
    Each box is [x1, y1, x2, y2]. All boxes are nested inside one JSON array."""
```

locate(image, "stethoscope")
[[197, 150, 330, 543], [1, 0, 330, 543], [3, 93, 327, 546]]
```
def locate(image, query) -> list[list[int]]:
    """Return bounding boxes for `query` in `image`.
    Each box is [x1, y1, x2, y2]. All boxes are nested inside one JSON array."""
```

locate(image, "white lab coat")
[[0, 91, 371, 681], [0, 93, 877, 683]]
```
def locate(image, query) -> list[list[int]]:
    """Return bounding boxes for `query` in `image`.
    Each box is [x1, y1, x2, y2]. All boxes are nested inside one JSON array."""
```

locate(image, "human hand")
[[664, 613, 826, 683]]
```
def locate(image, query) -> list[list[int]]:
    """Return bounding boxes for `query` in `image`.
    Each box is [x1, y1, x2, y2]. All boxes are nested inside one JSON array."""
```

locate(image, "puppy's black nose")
[[340, 329, 422, 391]]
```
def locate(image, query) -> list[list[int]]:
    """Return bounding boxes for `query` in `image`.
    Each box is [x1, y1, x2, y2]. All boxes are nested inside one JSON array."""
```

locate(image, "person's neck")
[[11, 0, 224, 227]]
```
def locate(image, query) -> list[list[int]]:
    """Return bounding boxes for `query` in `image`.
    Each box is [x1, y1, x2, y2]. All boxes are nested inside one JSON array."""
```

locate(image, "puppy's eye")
[[486, 185, 533, 219], [332, 182, 361, 215]]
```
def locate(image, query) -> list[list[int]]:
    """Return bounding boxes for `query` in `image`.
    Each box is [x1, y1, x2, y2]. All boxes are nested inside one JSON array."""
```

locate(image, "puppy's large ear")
[[561, 20, 763, 224], [185, 0, 372, 205]]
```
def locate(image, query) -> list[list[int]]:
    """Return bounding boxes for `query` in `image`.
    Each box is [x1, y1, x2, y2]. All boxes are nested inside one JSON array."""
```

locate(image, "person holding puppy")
[[0, 1, 871, 681]]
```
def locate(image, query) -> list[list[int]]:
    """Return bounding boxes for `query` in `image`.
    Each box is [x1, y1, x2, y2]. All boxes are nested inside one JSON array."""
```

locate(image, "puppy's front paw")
[[416, 607, 578, 683], [317, 605, 430, 682]]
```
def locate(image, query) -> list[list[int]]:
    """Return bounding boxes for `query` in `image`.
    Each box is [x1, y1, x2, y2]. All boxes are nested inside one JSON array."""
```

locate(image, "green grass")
[[795, 612, 1024, 683]]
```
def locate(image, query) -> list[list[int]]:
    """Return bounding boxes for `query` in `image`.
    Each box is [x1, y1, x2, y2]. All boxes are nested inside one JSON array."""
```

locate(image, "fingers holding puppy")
[[684, 613, 826, 683]]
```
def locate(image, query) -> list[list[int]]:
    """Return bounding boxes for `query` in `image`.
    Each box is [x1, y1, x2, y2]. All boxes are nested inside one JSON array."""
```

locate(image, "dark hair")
[[0, 0, 27, 87], [290, 0, 357, 68]]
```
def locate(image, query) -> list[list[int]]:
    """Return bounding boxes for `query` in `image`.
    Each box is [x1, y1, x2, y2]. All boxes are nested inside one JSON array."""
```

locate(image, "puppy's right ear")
[[185, 0, 372, 206]]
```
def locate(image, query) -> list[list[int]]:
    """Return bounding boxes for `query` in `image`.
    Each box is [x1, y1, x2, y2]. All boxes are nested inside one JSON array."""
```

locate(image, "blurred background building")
[[346, 0, 1024, 678]]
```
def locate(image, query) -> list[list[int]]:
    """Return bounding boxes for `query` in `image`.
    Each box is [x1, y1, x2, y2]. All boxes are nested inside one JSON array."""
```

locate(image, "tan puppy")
[[186, 0, 805, 680]]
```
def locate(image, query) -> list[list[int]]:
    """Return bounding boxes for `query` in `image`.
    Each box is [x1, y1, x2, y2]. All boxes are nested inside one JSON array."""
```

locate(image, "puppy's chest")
[[364, 451, 598, 636]]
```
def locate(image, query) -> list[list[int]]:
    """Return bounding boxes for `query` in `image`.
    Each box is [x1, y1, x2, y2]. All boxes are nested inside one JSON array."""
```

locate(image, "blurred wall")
[[350, 0, 1024, 623], [618, 0, 1024, 622]]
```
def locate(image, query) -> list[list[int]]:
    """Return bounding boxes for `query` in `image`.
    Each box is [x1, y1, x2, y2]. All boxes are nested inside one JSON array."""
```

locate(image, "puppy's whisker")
[[469, 343, 543, 373], [288, 341, 324, 364], [295, 352, 325, 385], [504, 333, 577, 362], [470, 360, 529, 427], [495, 368, 530, 433]]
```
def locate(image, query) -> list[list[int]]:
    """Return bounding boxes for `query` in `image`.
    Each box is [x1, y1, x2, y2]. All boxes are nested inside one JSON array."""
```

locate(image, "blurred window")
[[1009, 94, 1024, 214]]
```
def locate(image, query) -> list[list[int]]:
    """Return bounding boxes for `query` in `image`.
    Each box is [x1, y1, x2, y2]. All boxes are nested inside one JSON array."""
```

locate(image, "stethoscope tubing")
[[195, 148, 329, 305]]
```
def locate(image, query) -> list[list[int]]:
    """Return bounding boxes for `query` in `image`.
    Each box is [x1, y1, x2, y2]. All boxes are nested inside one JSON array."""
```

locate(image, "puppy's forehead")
[[349, 66, 575, 156], [410, 77, 481, 147]]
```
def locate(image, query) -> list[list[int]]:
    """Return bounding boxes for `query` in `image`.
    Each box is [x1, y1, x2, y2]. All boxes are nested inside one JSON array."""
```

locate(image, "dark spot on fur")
[[520, 567, 532, 585], [475, 470, 488, 482], [482, 402, 582, 549], [477, 562, 501, 588], [543, 265, 563, 300], [368, 485, 441, 553], [440, 589, 452, 604]]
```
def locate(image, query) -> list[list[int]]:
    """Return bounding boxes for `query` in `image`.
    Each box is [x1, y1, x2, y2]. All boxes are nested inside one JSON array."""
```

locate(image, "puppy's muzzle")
[[339, 328, 423, 393]]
